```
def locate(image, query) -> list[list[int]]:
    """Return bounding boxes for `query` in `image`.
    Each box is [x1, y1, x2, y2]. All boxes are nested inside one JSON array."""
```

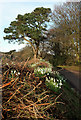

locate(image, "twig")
[[42, 93, 64, 111], [35, 95, 49, 104], [37, 91, 49, 98], [15, 96, 26, 108], [43, 101, 65, 111], [26, 72, 29, 77], [34, 104, 41, 117], [33, 106, 37, 119], [23, 97, 34, 104], [54, 93, 62, 102], [21, 81, 42, 99], [3, 67, 10, 76], [0, 79, 14, 89], [36, 103, 50, 106], [22, 57, 30, 71], [23, 95, 49, 109], [11, 77, 19, 87], [7, 85, 23, 103]]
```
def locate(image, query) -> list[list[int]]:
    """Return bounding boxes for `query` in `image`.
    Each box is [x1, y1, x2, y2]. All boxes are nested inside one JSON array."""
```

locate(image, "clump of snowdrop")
[[30, 62, 39, 67], [45, 73, 66, 92], [11, 70, 20, 76], [30, 58, 66, 92], [30, 59, 53, 76], [30, 59, 53, 69], [34, 67, 52, 75], [46, 77, 63, 89]]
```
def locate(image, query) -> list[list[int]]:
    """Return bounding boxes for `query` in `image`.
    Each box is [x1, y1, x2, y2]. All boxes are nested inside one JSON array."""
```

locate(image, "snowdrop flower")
[[14, 70, 16, 73], [38, 69, 40, 72], [55, 71, 59, 75], [53, 79, 55, 83], [48, 80, 50, 83], [59, 86, 61, 89], [11, 70, 13, 73], [51, 78, 53, 81], [41, 71, 44, 74], [6, 63, 8, 65], [59, 82, 62, 86], [46, 77, 48, 81], [56, 84, 58, 87], [46, 78, 50, 82], [47, 73, 49, 75], [57, 79, 59, 82], [18, 72, 20, 75], [53, 82, 56, 85], [60, 80, 62, 83]]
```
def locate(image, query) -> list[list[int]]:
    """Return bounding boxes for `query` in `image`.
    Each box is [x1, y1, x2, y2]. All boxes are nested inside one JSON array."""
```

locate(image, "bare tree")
[[49, 2, 80, 64]]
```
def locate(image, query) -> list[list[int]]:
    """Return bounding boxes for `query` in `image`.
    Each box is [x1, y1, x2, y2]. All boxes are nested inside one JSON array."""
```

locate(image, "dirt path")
[[59, 69, 81, 93]]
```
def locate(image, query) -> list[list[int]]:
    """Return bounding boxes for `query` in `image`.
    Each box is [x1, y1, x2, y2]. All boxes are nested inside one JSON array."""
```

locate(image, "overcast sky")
[[0, 0, 68, 52]]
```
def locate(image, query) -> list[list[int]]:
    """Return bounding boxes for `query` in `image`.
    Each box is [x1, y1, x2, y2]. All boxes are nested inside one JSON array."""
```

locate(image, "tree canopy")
[[48, 2, 80, 65], [4, 7, 51, 59]]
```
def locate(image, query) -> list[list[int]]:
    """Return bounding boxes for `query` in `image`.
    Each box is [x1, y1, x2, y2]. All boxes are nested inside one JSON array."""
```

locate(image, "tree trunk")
[[34, 47, 39, 62], [34, 53, 37, 62], [23, 37, 39, 61]]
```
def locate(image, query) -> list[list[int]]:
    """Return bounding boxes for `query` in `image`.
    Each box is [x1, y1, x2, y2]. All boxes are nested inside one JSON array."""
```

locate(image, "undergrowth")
[[0, 57, 81, 120]]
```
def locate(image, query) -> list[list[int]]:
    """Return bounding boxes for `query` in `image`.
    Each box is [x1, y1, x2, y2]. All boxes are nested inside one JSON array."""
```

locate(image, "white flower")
[[38, 69, 40, 72], [46, 77, 48, 81], [47, 80, 50, 83], [46, 78, 50, 82], [18, 72, 20, 75], [41, 71, 44, 74], [53, 82, 56, 85], [53, 79, 55, 82], [14, 70, 16, 73], [11, 70, 13, 73], [59, 86, 61, 89], [59, 83, 62, 86], [47, 73, 49, 75], [51, 78, 53, 81], [57, 79, 59, 82], [60, 80, 62, 83], [56, 84, 58, 87], [6, 63, 8, 65]]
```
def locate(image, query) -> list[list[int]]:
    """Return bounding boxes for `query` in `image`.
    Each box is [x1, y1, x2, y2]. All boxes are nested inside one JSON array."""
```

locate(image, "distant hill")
[[0, 46, 52, 62], [0, 46, 33, 62], [0, 50, 16, 55], [0, 52, 4, 60], [13, 46, 33, 61]]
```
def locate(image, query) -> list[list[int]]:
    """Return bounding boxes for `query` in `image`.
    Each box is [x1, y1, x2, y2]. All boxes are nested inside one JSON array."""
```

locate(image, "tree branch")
[[24, 37, 36, 54]]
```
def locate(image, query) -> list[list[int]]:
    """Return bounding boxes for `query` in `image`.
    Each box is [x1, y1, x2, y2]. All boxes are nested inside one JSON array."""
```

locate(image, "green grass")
[[58, 65, 80, 72]]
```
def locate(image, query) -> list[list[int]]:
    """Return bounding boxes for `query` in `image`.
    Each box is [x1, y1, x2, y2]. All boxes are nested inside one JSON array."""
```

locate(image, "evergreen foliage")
[[4, 7, 51, 59]]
